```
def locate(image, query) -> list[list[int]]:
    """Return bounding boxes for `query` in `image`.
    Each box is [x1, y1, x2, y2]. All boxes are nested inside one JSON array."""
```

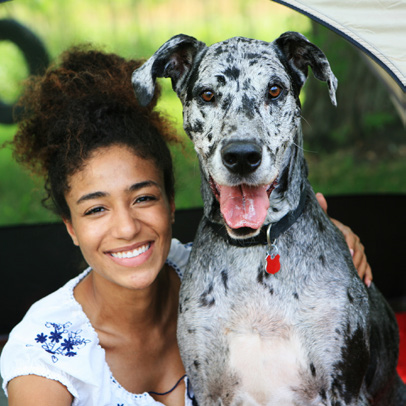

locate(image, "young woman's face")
[[64, 145, 175, 291]]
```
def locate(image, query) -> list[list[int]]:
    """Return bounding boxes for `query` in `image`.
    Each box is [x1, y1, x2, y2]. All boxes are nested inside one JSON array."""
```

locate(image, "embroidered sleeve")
[[1, 346, 80, 399], [32, 321, 91, 364], [1, 320, 91, 399]]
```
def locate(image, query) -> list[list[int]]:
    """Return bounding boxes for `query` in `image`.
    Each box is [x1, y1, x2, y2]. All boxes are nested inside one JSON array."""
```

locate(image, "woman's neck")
[[74, 265, 185, 399], [74, 265, 179, 337]]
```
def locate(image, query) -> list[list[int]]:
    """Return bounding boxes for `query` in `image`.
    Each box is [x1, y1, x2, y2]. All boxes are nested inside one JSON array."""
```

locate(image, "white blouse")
[[1, 239, 194, 406]]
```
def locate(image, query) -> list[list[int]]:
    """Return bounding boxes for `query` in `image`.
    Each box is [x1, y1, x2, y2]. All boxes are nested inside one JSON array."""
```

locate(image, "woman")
[[1, 46, 371, 406]]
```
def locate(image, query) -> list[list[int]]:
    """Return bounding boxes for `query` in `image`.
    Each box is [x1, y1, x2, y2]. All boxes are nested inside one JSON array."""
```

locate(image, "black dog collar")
[[207, 187, 309, 247]]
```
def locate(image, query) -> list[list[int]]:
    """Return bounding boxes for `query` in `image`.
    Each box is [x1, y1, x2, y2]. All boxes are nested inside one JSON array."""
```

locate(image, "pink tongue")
[[217, 184, 270, 229]]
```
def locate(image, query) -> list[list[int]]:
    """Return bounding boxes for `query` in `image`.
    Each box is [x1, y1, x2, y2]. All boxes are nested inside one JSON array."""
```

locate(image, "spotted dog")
[[132, 32, 406, 405]]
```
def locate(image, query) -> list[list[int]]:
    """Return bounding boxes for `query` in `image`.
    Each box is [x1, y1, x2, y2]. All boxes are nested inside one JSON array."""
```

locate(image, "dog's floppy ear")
[[132, 34, 206, 106], [275, 31, 338, 106]]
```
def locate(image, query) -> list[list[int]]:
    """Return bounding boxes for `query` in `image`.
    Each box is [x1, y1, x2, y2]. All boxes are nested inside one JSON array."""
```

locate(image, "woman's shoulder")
[[0, 269, 100, 398], [167, 238, 192, 278]]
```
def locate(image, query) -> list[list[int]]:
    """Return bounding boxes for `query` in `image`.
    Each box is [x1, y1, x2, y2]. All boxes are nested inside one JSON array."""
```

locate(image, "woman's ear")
[[63, 218, 79, 246]]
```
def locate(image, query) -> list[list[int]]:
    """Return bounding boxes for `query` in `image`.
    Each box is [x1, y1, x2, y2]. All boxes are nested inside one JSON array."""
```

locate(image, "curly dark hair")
[[10, 45, 179, 220]]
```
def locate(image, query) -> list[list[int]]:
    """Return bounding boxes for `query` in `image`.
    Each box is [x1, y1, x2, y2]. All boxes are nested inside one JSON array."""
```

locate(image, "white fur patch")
[[227, 324, 308, 405]]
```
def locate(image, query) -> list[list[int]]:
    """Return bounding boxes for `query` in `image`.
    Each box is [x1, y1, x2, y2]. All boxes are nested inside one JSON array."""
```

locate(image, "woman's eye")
[[84, 206, 105, 216], [268, 85, 283, 100], [135, 195, 157, 204], [200, 90, 215, 102]]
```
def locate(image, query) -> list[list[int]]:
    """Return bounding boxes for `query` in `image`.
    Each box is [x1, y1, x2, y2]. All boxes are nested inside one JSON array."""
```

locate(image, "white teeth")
[[111, 244, 150, 259]]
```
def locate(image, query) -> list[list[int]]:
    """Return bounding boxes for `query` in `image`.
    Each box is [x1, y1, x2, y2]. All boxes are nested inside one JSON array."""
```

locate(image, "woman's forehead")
[[67, 145, 164, 195]]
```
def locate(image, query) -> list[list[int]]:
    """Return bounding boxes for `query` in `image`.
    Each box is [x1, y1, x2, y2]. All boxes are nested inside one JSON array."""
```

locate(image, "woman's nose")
[[111, 208, 141, 240]]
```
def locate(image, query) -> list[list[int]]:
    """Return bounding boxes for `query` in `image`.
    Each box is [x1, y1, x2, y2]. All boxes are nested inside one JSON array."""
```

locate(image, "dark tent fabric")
[[1, 195, 406, 343]]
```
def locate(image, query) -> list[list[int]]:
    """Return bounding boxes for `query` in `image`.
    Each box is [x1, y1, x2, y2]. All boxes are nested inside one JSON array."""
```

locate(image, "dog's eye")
[[268, 85, 282, 100], [201, 90, 215, 102]]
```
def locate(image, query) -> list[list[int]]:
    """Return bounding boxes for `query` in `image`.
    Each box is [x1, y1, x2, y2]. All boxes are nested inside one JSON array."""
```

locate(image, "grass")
[[306, 150, 406, 196]]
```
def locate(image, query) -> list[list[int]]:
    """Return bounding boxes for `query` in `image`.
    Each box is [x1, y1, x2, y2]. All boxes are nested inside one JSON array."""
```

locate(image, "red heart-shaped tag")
[[266, 254, 280, 274]]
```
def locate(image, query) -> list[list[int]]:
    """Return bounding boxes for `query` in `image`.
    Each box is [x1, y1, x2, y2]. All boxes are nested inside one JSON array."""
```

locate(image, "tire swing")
[[0, 19, 50, 124]]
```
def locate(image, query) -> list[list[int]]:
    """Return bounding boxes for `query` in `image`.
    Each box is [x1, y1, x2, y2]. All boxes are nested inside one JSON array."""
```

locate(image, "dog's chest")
[[225, 305, 313, 405], [179, 244, 352, 405]]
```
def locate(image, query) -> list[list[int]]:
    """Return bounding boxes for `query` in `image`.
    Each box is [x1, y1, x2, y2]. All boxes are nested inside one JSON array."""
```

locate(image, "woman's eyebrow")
[[76, 181, 160, 205], [76, 191, 107, 205], [128, 180, 160, 192]]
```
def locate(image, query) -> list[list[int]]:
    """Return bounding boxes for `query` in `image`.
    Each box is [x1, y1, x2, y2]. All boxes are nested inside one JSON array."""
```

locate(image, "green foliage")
[[307, 150, 406, 196], [0, 125, 59, 224], [0, 42, 27, 102], [362, 112, 396, 132], [0, 0, 405, 227], [0, 0, 310, 225], [302, 23, 405, 154]]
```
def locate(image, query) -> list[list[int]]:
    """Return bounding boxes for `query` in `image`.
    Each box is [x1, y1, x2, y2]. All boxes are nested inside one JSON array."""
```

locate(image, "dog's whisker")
[[300, 115, 311, 129], [293, 142, 318, 154]]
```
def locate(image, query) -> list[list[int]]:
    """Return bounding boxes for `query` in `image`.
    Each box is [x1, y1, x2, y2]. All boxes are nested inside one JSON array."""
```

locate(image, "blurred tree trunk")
[[302, 22, 404, 155]]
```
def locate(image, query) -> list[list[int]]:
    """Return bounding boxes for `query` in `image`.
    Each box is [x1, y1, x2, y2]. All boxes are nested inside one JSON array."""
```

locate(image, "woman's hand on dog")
[[316, 193, 373, 287]]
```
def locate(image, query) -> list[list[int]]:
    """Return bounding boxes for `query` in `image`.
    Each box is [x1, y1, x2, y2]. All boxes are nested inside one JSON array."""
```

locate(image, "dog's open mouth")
[[210, 177, 277, 231]]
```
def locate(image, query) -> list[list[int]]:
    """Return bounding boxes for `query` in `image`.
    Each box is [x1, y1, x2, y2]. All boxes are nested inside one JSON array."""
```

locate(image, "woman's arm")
[[316, 193, 373, 287], [8, 375, 73, 406]]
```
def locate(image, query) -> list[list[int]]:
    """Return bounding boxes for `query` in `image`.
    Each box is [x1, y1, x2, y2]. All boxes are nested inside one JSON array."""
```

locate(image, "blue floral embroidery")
[[49, 330, 63, 343], [35, 332, 47, 343], [33, 322, 90, 363]]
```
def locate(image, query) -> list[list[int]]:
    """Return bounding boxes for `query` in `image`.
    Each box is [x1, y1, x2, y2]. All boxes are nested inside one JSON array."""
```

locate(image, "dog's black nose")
[[221, 141, 262, 175]]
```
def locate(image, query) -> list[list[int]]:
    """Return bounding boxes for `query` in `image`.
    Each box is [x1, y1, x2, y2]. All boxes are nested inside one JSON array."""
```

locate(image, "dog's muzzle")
[[221, 140, 262, 176], [211, 140, 274, 231]]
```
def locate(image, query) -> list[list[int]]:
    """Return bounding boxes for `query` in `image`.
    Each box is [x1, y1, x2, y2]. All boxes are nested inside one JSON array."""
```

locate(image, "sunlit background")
[[0, 0, 404, 226]]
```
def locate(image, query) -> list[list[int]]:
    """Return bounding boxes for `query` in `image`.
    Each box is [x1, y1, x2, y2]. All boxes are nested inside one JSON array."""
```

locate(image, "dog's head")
[[132, 32, 337, 239]]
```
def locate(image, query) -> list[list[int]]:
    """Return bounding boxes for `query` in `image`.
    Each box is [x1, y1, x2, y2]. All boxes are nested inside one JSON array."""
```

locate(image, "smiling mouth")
[[209, 177, 277, 231], [109, 243, 151, 259]]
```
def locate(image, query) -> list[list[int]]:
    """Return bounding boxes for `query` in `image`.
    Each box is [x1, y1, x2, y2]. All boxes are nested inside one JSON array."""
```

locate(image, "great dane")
[[132, 32, 406, 405]]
